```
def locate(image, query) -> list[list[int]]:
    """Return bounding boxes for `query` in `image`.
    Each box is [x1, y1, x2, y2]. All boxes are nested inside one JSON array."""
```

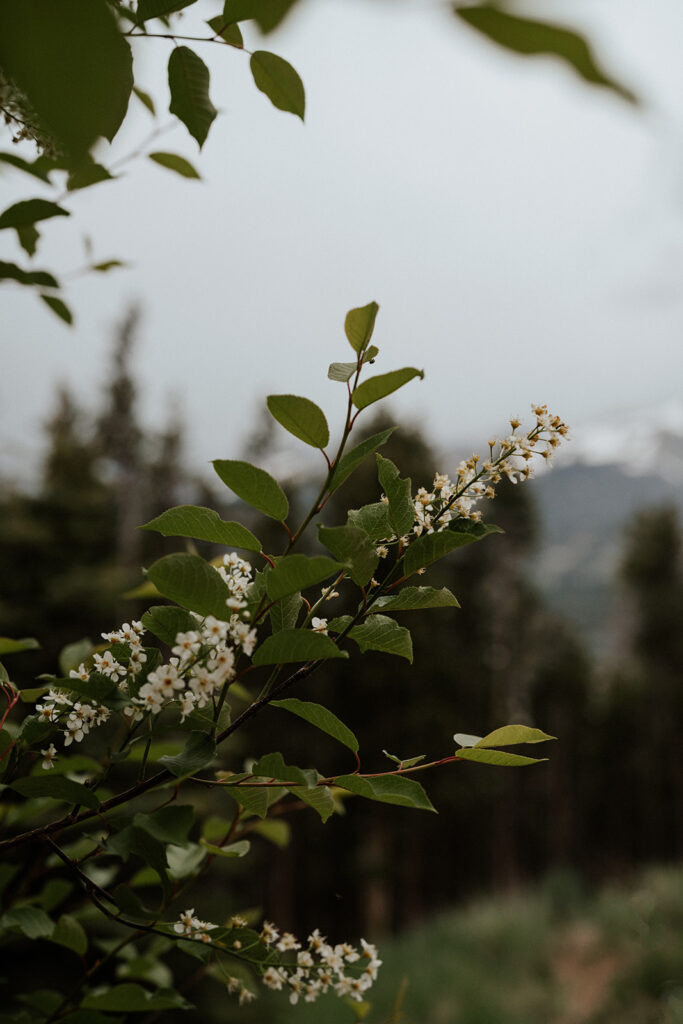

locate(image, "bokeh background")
[[2, 2, 683, 1022]]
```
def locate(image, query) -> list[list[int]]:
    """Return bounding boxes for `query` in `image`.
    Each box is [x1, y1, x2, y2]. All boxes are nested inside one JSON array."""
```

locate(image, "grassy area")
[[224, 865, 683, 1024]]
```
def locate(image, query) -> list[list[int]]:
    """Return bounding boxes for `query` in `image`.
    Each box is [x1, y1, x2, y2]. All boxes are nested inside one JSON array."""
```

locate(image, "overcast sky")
[[2, 0, 683, 484]]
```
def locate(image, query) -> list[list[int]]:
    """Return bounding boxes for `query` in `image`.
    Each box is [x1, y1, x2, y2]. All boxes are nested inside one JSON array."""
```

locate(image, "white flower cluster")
[[259, 923, 382, 1005], [376, 405, 568, 549], [174, 908, 217, 944], [33, 556, 258, 757], [0, 69, 59, 155]]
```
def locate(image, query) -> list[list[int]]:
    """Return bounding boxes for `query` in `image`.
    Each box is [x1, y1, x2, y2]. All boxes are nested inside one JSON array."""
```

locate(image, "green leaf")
[[266, 394, 329, 448], [335, 774, 435, 812], [251, 753, 334, 822], [146, 553, 233, 619], [213, 459, 289, 520], [0, 151, 53, 182], [376, 454, 413, 537], [50, 914, 88, 955], [199, 838, 250, 858], [159, 732, 216, 777], [40, 294, 73, 325], [347, 614, 413, 662], [140, 505, 261, 551], [207, 17, 243, 46], [373, 586, 460, 612], [66, 159, 112, 192], [168, 46, 217, 149], [166, 843, 207, 879], [328, 361, 357, 383], [133, 86, 156, 115], [0, 637, 39, 655], [58, 638, 94, 676], [0, 260, 58, 288], [265, 554, 341, 601], [346, 502, 392, 542], [318, 524, 378, 587], [475, 725, 556, 748], [352, 368, 424, 411], [135, 0, 198, 24], [220, 780, 274, 819], [250, 51, 305, 120], [0, 0, 133, 160], [82, 984, 189, 1012], [0, 906, 54, 939], [271, 697, 359, 753], [454, 732, 482, 748], [141, 606, 201, 646], [221, 0, 299, 33], [17, 223, 39, 257], [135, 805, 195, 845], [10, 776, 100, 810], [328, 427, 395, 493], [269, 592, 302, 633], [252, 630, 348, 666], [92, 259, 125, 273], [455, 5, 637, 104], [149, 152, 201, 179], [0, 200, 68, 232], [457, 748, 546, 767], [404, 520, 503, 576], [249, 818, 290, 847], [345, 301, 379, 354], [383, 750, 425, 769]]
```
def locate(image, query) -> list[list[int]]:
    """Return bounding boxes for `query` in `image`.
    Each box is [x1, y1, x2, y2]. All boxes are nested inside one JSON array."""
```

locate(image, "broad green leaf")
[[345, 301, 379, 354], [221, 0, 299, 33], [56, 672, 120, 706], [82, 984, 189, 1012], [213, 459, 289, 520], [159, 731, 216, 777], [146, 553, 233, 618], [383, 750, 425, 769], [133, 86, 156, 115], [0, 260, 58, 288], [140, 505, 261, 551], [475, 725, 556, 748], [252, 630, 348, 666], [136, 0, 197, 24], [363, 344, 379, 364], [40, 294, 73, 325], [166, 843, 207, 879], [0, 906, 54, 939], [328, 361, 357, 383], [50, 914, 87, 956], [352, 368, 424, 411], [249, 819, 291, 847], [199, 838, 250, 858], [454, 732, 482, 748], [58, 638, 94, 676], [11, 776, 100, 810], [457, 748, 546, 767], [220, 779, 274, 819], [0, 637, 39, 655], [346, 502, 392, 542], [107, 826, 171, 896], [376, 454, 413, 537], [269, 592, 302, 633], [168, 46, 217, 148], [207, 16, 243, 46], [328, 427, 395, 493], [318, 524, 378, 587], [327, 615, 353, 634], [456, 5, 637, 104], [347, 615, 413, 662], [271, 697, 359, 753], [252, 753, 334, 822], [141, 606, 200, 646], [17, 223, 39, 256], [66, 159, 113, 192], [266, 394, 329, 448], [404, 520, 503, 576], [250, 51, 305, 120], [335, 774, 435, 812], [0, 151, 53, 182], [374, 586, 460, 612], [265, 554, 341, 601], [0, 0, 133, 160], [134, 805, 195, 845], [149, 152, 201, 179], [92, 260, 125, 272]]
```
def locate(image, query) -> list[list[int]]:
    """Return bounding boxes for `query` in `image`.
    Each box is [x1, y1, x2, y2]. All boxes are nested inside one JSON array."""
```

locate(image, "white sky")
[[2, 0, 683, 482]]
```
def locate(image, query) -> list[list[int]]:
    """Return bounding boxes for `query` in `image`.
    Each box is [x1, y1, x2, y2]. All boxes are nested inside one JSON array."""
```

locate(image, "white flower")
[[69, 663, 90, 682], [261, 921, 279, 945], [174, 909, 196, 935], [93, 650, 125, 682], [41, 743, 57, 770], [178, 691, 196, 723], [36, 703, 59, 723], [262, 966, 285, 991], [311, 617, 328, 635], [238, 988, 256, 1005], [276, 931, 301, 952]]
